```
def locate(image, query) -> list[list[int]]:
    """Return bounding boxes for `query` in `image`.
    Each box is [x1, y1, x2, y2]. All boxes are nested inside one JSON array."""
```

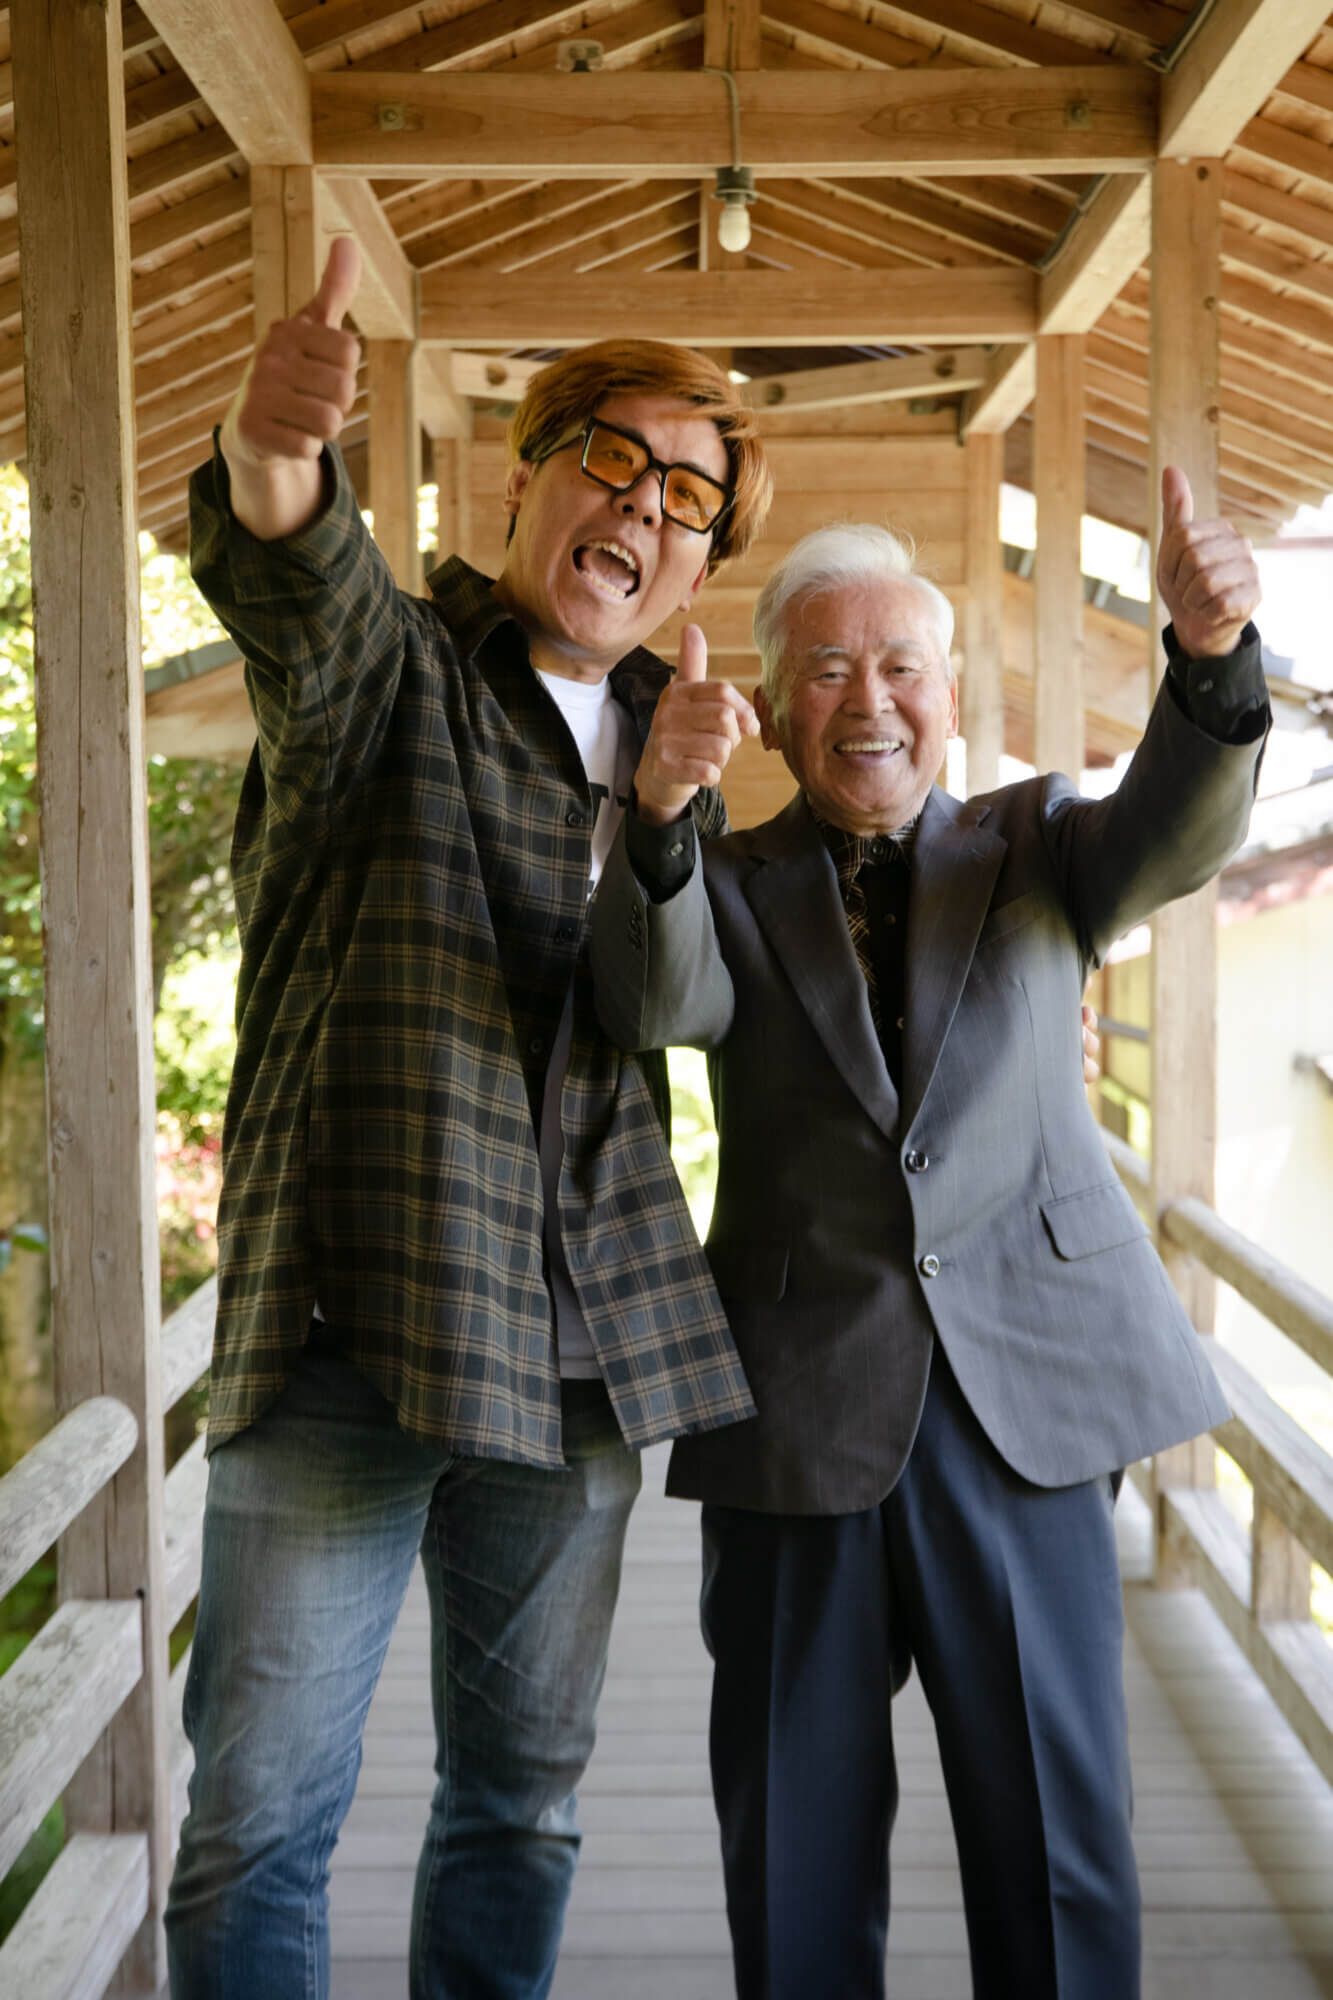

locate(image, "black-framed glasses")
[[561, 418, 732, 535]]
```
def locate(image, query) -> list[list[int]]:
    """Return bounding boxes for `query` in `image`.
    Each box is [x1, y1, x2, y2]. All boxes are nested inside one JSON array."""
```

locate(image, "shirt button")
[[919, 1253, 941, 1278], [555, 924, 576, 943], [896, 1016, 905, 1031], [905, 1151, 929, 1174], [1197, 677, 1214, 693], [566, 808, 586, 827], [529, 1036, 546, 1056], [667, 840, 685, 857]]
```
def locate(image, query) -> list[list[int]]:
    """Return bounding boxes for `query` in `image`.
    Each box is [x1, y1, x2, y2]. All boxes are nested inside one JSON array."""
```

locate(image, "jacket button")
[[905, 1150, 929, 1174], [555, 924, 576, 943], [919, 1253, 941, 1278], [566, 807, 586, 827]]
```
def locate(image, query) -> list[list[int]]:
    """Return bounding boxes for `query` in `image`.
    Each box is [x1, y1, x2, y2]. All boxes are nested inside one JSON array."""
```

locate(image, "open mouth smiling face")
[[496, 392, 728, 680], [575, 538, 641, 601]]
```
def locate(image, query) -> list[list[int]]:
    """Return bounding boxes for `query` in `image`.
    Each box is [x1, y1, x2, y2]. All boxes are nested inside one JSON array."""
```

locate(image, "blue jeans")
[[165, 1342, 641, 1999]]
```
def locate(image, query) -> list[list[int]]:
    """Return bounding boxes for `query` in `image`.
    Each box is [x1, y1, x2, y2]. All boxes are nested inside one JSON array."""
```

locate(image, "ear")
[[754, 687, 783, 754], [946, 674, 959, 738], [678, 551, 711, 613], [503, 460, 534, 520]]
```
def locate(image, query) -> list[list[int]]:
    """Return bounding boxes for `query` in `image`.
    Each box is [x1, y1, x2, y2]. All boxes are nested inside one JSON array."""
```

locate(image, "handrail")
[[1103, 1126, 1333, 1789], [162, 1272, 218, 1413], [1162, 1197, 1333, 1381], [0, 1397, 138, 1600], [0, 1272, 217, 1992]]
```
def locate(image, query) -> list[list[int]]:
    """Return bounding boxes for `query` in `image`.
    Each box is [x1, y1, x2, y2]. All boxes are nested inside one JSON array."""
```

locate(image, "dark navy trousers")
[[701, 1342, 1140, 2000]]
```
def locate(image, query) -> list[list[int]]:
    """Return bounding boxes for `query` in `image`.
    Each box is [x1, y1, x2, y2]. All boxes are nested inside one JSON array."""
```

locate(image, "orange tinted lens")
[[584, 425, 648, 487], [663, 468, 726, 530]]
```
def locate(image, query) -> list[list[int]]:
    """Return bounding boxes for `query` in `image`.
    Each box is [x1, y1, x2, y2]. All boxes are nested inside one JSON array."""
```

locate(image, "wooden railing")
[[1105, 1131, 1333, 1786], [0, 1276, 216, 1994], [2, 1152, 1332, 1990]]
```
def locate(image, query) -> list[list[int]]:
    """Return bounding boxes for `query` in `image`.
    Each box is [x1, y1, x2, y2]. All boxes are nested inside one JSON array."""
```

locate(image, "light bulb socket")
[[713, 165, 756, 208]]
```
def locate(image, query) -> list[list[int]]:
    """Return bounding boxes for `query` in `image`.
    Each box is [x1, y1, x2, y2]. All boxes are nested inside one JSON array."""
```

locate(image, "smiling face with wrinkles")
[[493, 392, 729, 684], [756, 575, 958, 836]]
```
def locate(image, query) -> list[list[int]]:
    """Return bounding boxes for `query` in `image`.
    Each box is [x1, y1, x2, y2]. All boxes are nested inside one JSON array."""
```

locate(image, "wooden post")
[[1148, 158, 1225, 1575], [1252, 1503, 1312, 1624], [251, 164, 320, 338], [433, 433, 474, 569], [963, 430, 1005, 795], [369, 339, 422, 592], [1033, 334, 1085, 779], [13, 1, 170, 1987]]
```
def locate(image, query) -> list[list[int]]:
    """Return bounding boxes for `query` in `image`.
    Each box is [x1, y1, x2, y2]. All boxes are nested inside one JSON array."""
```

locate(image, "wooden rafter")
[[417, 265, 1038, 343], [311, 68, 1161, 179], [135, 0, 312, 165], [1159, 0, 1333, 161]]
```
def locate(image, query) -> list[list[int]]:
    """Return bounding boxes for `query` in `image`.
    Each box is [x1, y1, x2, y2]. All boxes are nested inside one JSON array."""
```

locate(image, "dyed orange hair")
[[507, 339, 772, 575]]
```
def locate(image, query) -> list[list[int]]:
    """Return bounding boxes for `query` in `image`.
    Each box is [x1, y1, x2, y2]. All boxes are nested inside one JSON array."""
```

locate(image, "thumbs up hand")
[[633, 623, 760, 825], [1155, 465, 1260, 659], [218, 238, 362, 537]]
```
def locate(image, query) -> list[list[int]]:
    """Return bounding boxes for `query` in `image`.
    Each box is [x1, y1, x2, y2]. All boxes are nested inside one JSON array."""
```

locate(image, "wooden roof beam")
[[743, 351, 991, 415], [1159, 0, 1333, 161], [962, 344, 1036, 436], [136, 0, 312, 165], [1039, 173, 1151, 334], [312, 68, 1159, 178], [417, 266, 1037, 344], [320, 176, 416, 340]]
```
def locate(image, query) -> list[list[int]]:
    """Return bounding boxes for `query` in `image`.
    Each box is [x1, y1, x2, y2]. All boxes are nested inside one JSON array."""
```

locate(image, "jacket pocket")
[[706, 1240, 790, 1302], [1040, 1182, 1148, 1260]]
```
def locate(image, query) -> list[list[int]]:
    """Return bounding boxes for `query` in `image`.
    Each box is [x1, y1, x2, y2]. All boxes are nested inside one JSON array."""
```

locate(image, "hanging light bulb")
[[703, 69, 756, 257], [714, 165, 756, 254]]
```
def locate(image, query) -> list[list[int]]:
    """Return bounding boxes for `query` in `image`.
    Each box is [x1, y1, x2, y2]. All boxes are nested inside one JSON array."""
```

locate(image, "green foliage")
[[0, 465, 243, 1046], [668, 1047, 719, 1237]]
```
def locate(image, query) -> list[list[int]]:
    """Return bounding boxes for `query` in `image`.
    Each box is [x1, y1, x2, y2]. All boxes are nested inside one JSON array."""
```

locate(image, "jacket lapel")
[[744, 796, 902, 1143], [900, 786, 1006, 1136]]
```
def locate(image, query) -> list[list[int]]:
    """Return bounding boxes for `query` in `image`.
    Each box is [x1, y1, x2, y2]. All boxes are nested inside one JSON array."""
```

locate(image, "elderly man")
[[164, 238, 774, 1999], [591, 471, 1267, 1999]]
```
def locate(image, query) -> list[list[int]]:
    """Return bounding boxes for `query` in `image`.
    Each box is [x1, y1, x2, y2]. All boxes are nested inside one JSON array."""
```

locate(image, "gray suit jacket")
[[592, 675, 1264, 1514]]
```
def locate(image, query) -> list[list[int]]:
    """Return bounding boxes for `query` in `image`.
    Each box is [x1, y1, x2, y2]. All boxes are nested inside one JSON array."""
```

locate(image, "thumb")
[[677, 623, 709, 684], [306, 237, 361, 329], [1161, 465, 1193, 534]]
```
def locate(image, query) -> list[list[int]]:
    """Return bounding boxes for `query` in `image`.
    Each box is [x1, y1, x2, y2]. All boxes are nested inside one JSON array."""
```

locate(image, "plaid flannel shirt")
[[190, 440, 753, 1464]]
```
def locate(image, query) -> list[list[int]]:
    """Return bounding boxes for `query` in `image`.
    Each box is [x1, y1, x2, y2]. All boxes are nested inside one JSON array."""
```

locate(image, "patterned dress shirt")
[[190, 441, 754, 1465]]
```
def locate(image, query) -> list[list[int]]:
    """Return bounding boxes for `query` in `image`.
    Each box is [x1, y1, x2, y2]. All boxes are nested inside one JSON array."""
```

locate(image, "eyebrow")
[[801, 640, 931, 664]]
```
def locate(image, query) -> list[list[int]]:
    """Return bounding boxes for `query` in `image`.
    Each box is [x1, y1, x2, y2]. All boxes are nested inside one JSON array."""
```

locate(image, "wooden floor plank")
[[316, 1446, 1333, 1998]]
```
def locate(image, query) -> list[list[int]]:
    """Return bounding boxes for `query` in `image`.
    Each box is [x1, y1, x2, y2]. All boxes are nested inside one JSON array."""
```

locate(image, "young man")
[[591, 475, 1267, 1998], [164, 239, 771, 1999]]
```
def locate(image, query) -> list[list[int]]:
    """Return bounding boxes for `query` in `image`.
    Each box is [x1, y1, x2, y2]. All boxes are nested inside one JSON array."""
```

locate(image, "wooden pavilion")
[[1, 1, 1332, 1991]]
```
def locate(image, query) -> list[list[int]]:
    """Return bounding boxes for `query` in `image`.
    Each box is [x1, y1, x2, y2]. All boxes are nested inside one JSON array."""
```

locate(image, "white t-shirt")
[[536, 669, 640, 1377]]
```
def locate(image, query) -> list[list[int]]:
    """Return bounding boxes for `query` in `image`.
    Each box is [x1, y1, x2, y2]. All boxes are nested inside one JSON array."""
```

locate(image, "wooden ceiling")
[[4, 0, 1333, 560]]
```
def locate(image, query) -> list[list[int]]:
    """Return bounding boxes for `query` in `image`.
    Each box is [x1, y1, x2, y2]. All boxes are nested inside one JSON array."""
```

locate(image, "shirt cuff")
[[206, 432, 362, 577], [1162, 622, 1270, 745], [623, 798, 698, 903]]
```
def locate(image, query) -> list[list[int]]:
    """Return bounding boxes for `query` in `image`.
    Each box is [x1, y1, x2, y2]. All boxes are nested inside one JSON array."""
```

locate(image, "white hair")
[[754, 522, 956, 715]]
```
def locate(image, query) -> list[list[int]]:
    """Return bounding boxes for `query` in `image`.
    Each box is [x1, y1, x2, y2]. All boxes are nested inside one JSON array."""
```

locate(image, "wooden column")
[[1149, 158, 1225, 1571], [1033, 335, 1085, 779], [963, 431, 1005, 796], [433, 433, 474, 568], [13, 1, 170, 1986], [369, 339, 422, 592], [251, 163, 319, 336]]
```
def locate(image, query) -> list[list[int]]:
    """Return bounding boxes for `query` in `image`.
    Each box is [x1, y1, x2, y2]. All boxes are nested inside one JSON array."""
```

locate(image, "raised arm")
[[1046, 466, 1267, 963]]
